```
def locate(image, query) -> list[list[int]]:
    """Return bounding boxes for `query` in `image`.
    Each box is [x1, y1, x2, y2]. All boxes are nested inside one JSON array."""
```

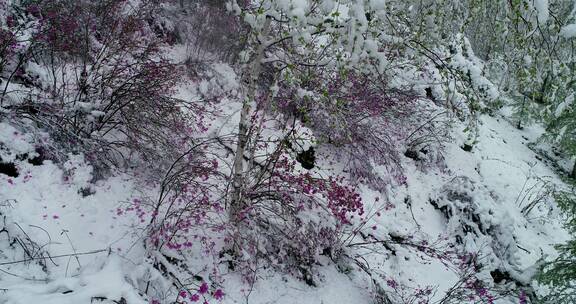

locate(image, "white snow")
[[534, 0, 549, 24], [555, 93, 574, 117], [560, 23, 576, 38]]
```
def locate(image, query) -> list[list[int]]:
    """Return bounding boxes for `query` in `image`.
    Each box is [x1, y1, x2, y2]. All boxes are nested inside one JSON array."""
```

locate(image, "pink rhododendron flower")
[[190, 294, 200, 302], [213, 289, 224, 300], [199, 282, 209, 294]]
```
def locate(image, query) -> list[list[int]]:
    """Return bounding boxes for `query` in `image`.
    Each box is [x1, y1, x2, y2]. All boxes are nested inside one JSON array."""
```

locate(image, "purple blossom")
[[190, 294, 200, 302], [213, 289, 224, 300], [199, 282, 209, 294], [519, 290, 527, 304]]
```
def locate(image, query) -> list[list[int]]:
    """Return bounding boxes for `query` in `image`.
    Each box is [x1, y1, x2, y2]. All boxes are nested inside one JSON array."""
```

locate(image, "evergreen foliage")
[[538, 188, 576, 303]]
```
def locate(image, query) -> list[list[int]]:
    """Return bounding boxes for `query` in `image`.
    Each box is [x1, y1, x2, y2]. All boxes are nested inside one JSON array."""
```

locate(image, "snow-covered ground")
[[0, 91, 569, 304]]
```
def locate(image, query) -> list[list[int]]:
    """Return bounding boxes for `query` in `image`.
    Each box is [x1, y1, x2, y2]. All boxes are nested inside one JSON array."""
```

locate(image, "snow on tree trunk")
[[229, 16, 272, 223]]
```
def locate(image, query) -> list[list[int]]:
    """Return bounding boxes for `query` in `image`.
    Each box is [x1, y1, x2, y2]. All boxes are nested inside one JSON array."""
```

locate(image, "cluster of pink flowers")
[[149, 286, 224, 304], [325, 176, 364, 223], [519, 290, 527, 304], [269, 156, 364, 224], [174, 282, 224, 304], [118, 198, 148, 223], [465, 279, 494, 303]]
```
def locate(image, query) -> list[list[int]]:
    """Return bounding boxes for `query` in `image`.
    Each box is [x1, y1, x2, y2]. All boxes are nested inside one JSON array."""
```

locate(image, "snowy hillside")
[[0, 100, 569, 304], [1, 1, 576, 304]]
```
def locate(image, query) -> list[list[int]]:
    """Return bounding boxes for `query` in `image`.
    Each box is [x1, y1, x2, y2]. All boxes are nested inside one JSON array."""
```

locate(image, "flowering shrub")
[[0, 1, 43, 105], [117, 143, 227, 303], [148, 156, 222, 252], [0, 0, 16, 72], [0, 0, 205, 176], [228, 152, 365, 283], [273, 68, 426, 191]]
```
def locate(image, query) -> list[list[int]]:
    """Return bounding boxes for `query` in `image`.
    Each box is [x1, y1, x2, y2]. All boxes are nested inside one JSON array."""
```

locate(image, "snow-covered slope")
[[2, 0, 575, 303], [0, 98, 568, 304]]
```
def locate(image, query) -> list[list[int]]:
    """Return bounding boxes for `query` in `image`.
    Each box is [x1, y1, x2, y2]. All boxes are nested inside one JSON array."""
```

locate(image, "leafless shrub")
[[168, 0, 247, 64]]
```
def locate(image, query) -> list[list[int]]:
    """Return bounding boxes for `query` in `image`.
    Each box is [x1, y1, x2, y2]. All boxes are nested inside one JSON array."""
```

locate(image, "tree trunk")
[[229, 16, 272, 223], [571, 160, 576, 180], [517, 96, 526, 130]]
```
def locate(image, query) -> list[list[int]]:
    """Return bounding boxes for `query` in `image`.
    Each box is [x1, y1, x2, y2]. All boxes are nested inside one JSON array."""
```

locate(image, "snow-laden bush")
[[0, 0, 207, 177], [433, 177, 517, 259], [274, 69, 409, 189], [227, 153, 364, 283], [430, 176, 536, 299], [273, 67, 450, 191]]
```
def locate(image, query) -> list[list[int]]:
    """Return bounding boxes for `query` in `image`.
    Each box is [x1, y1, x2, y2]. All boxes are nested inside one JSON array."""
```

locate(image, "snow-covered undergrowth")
[[1, 0, 575, 304], [0, 75, 569, 304]]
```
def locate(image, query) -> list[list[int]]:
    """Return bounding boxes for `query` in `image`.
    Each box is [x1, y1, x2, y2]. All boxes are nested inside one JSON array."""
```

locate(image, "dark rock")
[[461, 144, 473, 152], [404, 149, 420, 161], [490, 269, 512, 284], [79, 187, 95, 197], [425, 87, 436, 102], [0, 160, 18, 177], [296, 147, 315, 170]]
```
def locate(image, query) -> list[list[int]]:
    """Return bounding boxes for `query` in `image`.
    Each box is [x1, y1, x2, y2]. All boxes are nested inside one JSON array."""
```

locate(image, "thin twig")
[[0, 248, 108, 266]]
